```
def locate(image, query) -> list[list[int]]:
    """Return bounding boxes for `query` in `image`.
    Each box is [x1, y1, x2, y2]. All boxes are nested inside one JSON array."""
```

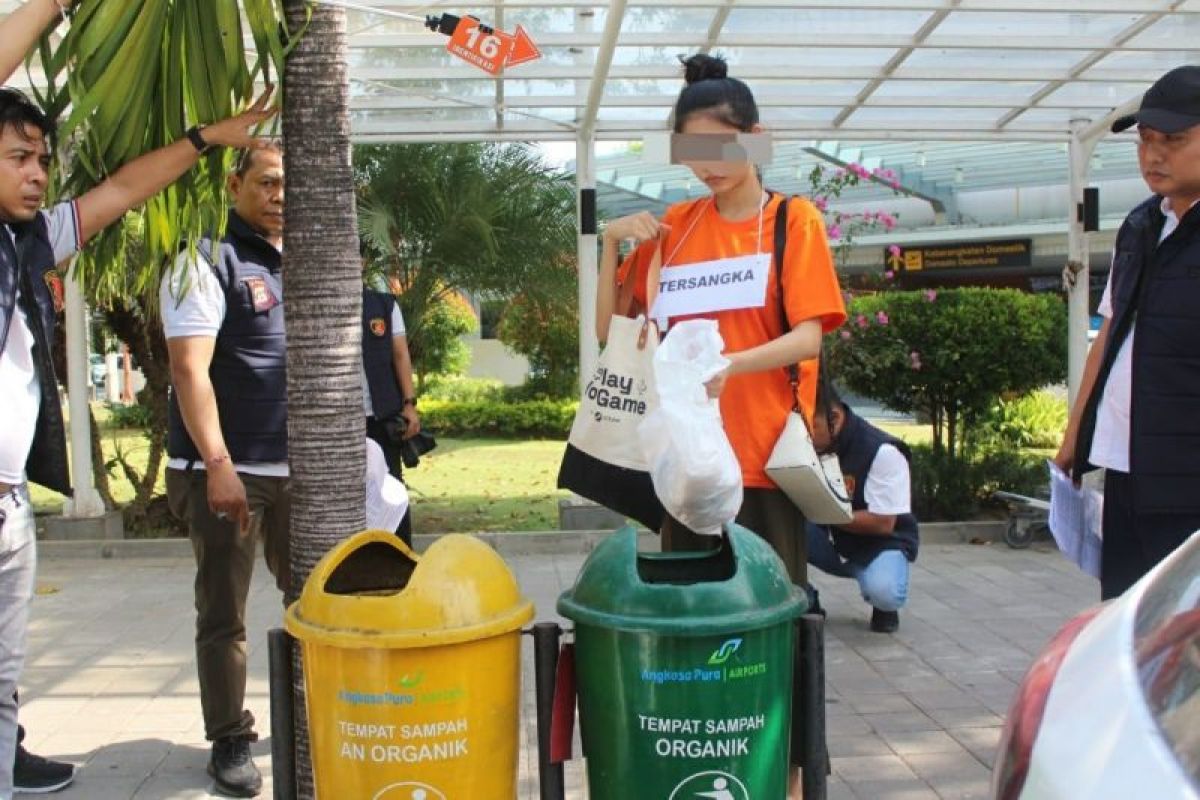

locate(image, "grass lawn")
[[33, 405, 938, 535], [406, 438, 569, 534]]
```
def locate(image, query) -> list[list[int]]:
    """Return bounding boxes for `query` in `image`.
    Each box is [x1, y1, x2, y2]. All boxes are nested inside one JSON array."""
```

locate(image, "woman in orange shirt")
[[597, 54, 847, 587]]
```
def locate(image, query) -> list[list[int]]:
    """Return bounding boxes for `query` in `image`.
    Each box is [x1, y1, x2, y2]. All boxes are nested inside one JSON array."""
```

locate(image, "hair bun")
[[681, 53, 728, 85]]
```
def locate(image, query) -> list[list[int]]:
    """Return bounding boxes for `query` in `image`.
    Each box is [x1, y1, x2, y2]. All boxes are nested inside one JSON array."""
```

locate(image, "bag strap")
[[772, 193, 838, 441], [637, 243, 663, 349], [771, 193, 804, 413]]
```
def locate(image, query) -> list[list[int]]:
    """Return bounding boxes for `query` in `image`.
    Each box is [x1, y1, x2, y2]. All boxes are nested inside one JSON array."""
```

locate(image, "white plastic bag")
[[638, 319, 743, 536]]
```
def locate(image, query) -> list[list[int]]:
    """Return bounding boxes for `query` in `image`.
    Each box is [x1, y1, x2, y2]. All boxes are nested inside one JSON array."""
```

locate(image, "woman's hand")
[[603, 211, 668, 245], [703, 354, 741, 399]]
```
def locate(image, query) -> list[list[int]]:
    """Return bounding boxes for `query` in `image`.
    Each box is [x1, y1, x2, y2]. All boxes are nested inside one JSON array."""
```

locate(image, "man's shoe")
[[208, 736, 262, 798], [13, 745, 75, 794], [870, 608, 900, 633]]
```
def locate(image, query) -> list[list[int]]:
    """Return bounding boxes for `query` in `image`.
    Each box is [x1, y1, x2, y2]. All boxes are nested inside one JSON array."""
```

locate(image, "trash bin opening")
[[323, 540, 416, 596], [635, 537, 735, 585]]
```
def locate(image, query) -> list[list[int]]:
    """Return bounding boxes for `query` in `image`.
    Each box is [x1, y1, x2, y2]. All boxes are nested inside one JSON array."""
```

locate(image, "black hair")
[[235, 140, 283, 177], [814, 375, 843, 417], [672, 54, 760, 133], [0, 87, 54, 144]]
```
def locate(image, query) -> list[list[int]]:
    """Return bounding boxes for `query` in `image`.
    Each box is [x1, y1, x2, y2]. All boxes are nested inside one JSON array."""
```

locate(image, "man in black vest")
[[0, 3, 276, 796], [1057, 66, 1200, 600], [361, 284, 420, 543], [161, 143, 285, 798], [806, 385, 919, 633]]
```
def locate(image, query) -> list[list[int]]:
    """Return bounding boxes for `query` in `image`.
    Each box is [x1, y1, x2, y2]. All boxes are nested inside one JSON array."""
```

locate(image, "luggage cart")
[[992, 491, 1051, 549]]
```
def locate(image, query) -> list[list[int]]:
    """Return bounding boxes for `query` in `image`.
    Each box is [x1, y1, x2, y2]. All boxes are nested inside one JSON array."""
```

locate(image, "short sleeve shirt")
[[0, 202, 82, 484], [617, 194, 847, 487]]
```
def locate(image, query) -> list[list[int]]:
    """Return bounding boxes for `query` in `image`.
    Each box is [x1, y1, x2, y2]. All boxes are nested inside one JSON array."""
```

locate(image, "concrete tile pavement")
[[15, 539, 1098, 799]]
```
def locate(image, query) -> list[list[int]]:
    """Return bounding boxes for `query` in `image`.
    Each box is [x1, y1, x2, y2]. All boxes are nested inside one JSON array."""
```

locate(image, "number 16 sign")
[[447, 17, 541, 75]]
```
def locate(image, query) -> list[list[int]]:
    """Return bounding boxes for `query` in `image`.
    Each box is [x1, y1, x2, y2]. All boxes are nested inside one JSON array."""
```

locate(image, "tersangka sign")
[[884, 239, 1032, 271]]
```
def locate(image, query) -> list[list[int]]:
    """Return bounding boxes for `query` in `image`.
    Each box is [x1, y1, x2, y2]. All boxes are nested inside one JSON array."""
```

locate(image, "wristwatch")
[[403, 397, 418, 409], [186, 125, 212, 154]]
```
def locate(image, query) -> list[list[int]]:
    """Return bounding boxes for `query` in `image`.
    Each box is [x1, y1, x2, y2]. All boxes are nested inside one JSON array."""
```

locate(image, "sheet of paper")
[[1047, 460, 1103, 579], [366, 437, 409, 533]]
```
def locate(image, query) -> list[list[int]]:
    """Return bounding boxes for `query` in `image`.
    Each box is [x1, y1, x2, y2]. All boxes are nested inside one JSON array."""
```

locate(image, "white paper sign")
[[650, 252, 770, 325]]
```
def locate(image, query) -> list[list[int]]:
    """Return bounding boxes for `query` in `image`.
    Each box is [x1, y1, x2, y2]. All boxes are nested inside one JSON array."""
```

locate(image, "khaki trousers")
[[166, 467, 290, 741]]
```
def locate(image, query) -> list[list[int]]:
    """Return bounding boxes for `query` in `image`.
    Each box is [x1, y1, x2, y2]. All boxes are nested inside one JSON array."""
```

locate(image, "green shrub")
[[828, 288, 1066, 459], [420, 399, 577, 438], [104, 401, 153, 430], [974, 389, 1067, 450], [422, 375, 506, 403], [910, 442, 1046, 521]]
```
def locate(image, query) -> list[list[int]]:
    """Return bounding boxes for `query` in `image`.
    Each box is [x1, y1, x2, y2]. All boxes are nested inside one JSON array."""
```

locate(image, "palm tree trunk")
[[282, 3, 365, 796]]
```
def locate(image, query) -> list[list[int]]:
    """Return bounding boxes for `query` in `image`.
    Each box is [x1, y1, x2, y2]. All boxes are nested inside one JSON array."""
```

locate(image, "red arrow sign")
[[446, 17, 541, 74]]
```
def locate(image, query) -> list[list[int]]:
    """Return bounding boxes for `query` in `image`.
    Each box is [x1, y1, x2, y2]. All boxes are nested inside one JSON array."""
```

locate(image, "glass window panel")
[[936, 11, 1142, 38], [900, 48, 1081, 72], [723, 47, 896, 71], [1040, 82, 1149, 106], [596, 107, 672, 122], [348, 46, 456, 70], [723, 8, 933, 37], [506, 7, 611, 34], [611, 45, 707, 67], [1093, 50, 1200, 75], [1125, 14, 1200, 47], [763, 107, 844, 125], [620, 7, 717, 34], [871, 81, 1040, 102], [845, 107, 1008, 126]]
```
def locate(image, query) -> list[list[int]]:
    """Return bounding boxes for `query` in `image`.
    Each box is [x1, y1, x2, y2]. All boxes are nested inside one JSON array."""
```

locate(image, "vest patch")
[[43, 269, 65, 313], [370, 317, 387, 337], [244, 276, 278, 312]]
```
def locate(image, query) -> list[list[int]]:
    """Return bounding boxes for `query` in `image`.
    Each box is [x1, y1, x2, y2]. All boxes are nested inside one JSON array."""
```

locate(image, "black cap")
[[1113, 66, 1200, 133]]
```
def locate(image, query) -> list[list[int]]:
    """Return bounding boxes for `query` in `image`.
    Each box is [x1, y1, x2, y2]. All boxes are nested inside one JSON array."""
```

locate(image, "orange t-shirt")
[[617, 194, 847, 488]]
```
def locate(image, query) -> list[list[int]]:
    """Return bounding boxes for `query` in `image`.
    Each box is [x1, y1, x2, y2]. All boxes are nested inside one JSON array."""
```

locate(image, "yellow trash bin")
[[284, 530, 535, 799]]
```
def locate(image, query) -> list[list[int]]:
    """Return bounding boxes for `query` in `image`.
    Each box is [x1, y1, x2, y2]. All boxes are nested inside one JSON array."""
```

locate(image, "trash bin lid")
[[285, 530, 534, 649], [557, 524, 804, 636]]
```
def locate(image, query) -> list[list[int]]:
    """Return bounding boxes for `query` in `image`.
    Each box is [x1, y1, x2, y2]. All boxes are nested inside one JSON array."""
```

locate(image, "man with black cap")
[[1056, 65, 1200, 599]]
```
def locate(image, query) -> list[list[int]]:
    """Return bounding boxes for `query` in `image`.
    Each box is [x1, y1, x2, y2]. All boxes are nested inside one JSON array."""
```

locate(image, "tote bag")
[[557, 245, 666, 530], [762, 196, 853, 525]]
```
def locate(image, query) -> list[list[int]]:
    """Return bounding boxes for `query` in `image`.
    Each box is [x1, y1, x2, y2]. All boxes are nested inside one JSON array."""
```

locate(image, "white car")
[[992, 530, 1200, 800]]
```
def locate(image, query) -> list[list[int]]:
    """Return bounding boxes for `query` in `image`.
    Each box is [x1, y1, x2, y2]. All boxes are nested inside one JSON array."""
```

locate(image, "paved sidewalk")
[[16, 539, 1097, 799]]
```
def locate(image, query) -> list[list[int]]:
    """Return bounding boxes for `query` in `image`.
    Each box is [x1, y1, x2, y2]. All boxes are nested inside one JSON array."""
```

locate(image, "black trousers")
[[1101, 470, 1200, 600], [365, 416, 413, 546]]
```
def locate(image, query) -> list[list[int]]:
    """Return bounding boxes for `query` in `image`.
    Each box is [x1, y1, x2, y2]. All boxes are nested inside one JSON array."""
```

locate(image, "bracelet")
[[403, 397, 418, 408], [186, 125, 211, 154], [205, 453, 231, 469]]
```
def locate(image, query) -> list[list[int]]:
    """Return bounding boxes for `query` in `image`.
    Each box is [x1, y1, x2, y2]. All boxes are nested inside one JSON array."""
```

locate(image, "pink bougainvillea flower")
[[840, 329, 852, 340], [910, 350, 922, 370], [813, 196, 828, 211], [884, 270, 895, 281], [876, 311, 889, 325], [879, 212, 897, 230], [855, 314, 869, 329], [924, 289, 937, 302], [828, 224, 842, 240], [888, 244, 902, 258]]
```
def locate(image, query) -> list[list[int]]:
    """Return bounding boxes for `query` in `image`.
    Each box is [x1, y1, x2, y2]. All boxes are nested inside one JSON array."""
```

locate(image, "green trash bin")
[[558, 523, 806, 800]]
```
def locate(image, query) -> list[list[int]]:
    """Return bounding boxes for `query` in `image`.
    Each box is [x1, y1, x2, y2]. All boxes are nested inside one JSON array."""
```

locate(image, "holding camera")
[[361, 286, 422, 544]]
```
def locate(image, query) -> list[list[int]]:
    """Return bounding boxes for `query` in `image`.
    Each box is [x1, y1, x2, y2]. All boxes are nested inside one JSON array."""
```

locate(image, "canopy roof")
[[334, 0, 1200, 143]]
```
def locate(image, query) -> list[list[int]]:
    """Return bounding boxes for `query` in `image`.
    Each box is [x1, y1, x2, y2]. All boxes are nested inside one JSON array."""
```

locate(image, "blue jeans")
[[806, 522, 909, 612], [0, 485, 35, 800]]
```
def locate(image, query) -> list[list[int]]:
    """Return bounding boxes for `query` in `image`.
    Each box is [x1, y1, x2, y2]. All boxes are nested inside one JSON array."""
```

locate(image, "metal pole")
[[576, 132, 599, 392], [531, 622, 565, 800], [1067, 119, 1096, 407], [62, 267, 104, 517], [796, 614, 828, 800], [268, 628, 297, 800]]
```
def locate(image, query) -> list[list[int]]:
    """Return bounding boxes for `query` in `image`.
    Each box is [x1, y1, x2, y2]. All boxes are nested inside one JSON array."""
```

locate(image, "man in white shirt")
[[160, 143, 286, 798], [1057, 66, 1200, 599], [806, 384, 919, 634], [0, 4, 275, 798]]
